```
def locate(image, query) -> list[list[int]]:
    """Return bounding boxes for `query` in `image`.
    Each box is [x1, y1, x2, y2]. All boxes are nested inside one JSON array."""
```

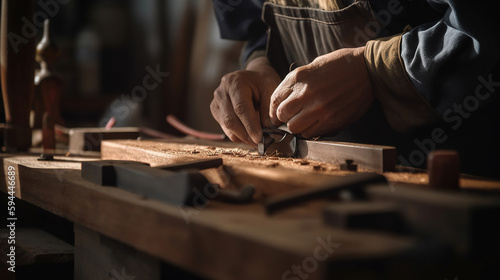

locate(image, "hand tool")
[[215, 184, 255, 203], [82, 159, 255, 205], [81, 160, 211, 206], [156, 158, 255, 203], [258, 125, 296, 157]]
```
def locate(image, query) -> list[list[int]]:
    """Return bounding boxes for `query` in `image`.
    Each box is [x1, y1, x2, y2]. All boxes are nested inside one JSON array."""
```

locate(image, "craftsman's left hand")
[[269, 47, 374, 138]]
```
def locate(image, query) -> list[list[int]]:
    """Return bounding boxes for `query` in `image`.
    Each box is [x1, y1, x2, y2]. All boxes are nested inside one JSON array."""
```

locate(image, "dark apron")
[[261, 0, 403, 147], [263, 0, 389, 78]]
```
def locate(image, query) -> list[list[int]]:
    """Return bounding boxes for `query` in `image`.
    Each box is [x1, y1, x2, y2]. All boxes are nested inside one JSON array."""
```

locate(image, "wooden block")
[[323, 202, 405, 233], [69, 127, 140, 155], [296, 140, 397, 172], [0, 228, 73, 266], [367, 185, 500, 256]]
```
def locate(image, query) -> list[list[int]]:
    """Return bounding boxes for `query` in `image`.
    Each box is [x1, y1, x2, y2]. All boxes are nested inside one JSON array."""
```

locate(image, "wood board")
[[101, 139, 500, 193], [1, 154, 423, 280]]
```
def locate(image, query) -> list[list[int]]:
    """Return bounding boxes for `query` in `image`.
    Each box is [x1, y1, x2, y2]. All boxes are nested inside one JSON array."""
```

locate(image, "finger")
[[275, 83, 306, 124], [299, 120, 324, 139], [286, 108, 319, 136], [229, 85, 262, 145], [259, 98, 272, 128], [258, 88, 273, 128], [211, 90, 255, 147], [269, 71, 298, 126], [210, 99, 242, 142]]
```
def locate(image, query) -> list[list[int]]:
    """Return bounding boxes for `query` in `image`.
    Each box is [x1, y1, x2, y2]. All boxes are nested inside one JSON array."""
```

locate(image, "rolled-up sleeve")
[[364, 34, 439, 132], [364, 0, 499, 132]]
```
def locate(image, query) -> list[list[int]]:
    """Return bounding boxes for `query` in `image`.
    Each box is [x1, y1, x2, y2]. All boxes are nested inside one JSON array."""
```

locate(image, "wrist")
[[246, 56, 272, 71]]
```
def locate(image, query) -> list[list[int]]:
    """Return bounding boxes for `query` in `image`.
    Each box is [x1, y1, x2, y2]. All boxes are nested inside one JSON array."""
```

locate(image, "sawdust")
[[102, 140, 500, 190]]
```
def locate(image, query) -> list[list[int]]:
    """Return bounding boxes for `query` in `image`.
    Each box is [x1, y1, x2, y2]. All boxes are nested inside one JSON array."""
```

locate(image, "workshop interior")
[[0, 0, 499, 280]]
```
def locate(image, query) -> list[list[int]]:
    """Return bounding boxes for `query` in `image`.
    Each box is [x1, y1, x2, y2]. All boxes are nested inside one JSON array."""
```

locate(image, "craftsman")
[[210, 0, 500, 178]]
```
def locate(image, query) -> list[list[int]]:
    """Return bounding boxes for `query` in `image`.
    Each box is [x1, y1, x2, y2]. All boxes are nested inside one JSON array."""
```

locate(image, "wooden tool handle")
[[1, 0, 36, 151]]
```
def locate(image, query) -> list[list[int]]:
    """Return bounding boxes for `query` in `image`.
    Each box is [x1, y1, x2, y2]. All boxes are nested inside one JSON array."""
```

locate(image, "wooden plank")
[[297, 140, 397, 172], [69, 127, 141, 155], [0, 154, 419, 280], [101, 139, 354, 199], [101, 139, 500, 192]]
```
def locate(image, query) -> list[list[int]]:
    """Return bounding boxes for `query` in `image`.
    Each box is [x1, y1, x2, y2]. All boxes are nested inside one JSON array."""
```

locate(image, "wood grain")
[[0, 154, 419, 280], [297, 140, 397, 172], [101, 139, 500, 193]]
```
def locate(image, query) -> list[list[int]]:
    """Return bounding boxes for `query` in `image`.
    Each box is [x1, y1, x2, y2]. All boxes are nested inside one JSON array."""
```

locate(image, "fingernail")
[[247, 136, 258, 148], [250, 133, 261, 146]]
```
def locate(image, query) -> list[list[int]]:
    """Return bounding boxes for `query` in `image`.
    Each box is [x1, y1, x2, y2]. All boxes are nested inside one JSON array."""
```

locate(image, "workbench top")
[[1, 138, 499, 279]]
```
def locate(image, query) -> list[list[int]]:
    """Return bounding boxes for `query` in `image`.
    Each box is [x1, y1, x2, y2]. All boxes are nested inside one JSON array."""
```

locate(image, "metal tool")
[[82, 159, 255, 205], [258, 125, 297, 157]]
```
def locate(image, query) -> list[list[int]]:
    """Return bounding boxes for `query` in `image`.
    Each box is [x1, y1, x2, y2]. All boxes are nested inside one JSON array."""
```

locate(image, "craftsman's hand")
[[211, 56, 281, 147], [269, 47, 374, 138]]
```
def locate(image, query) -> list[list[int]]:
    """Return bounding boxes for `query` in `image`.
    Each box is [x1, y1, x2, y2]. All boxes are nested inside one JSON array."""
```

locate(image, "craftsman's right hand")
[[210, 56, 281, 147]]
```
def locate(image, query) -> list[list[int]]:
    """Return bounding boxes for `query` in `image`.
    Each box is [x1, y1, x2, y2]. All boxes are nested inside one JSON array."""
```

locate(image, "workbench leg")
[[74, 224, 161, 280]]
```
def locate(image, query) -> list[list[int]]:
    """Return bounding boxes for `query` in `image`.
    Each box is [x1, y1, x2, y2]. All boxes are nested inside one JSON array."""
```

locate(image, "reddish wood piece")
[[34, 19, 63, 126], [166, 114, 226, 140], [41, 112, 55, 157], [104, 116, 116, 130], [427, 150, 460, 190]]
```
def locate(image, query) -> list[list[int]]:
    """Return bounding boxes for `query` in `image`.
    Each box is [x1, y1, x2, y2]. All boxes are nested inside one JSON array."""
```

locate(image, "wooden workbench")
[[1, 138, 499, 279]]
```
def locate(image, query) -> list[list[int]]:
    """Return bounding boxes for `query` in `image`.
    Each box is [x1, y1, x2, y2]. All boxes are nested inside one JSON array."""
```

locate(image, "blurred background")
[[0, 0, 244, 134]]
